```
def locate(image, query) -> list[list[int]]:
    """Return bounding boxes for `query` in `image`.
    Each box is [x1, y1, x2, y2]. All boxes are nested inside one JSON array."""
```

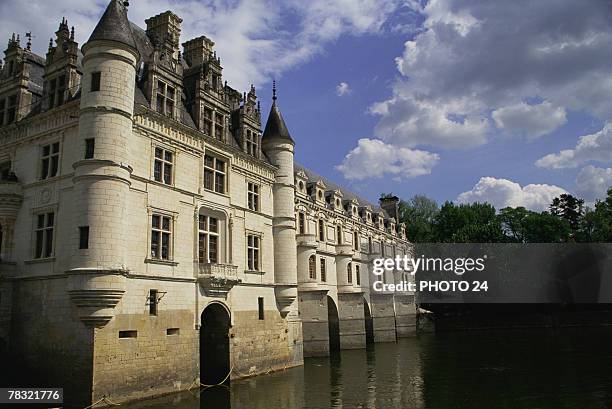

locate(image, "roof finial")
[[25, 31, 32, 51], [272, 79, 277, 102], [71, 26, 75, 41]]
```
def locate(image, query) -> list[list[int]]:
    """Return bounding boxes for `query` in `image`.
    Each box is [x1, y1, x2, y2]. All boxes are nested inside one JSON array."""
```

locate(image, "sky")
[[2, 0, 612, 211]]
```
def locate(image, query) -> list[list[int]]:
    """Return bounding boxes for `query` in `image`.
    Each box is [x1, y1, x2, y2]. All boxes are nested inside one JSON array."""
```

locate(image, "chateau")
[[0, 1, 414, 406]]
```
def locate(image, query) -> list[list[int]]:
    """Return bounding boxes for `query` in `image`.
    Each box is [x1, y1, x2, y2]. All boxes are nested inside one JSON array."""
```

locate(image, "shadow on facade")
[[327, 296, 340, 353], [200, 303, 231, 385]]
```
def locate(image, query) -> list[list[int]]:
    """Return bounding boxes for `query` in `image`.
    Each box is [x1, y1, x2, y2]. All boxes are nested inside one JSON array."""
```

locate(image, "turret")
[[262, 82, 298, 316], [68, 0, 139, 324]]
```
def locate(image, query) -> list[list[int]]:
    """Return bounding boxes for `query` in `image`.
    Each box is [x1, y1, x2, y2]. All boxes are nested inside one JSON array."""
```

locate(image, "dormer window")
[[46, 74, 67, 109], [246, 129, 258, 156], [6, 95, 16, 124], [0, 99, 5, 126], [298, 181, 304, 191], [214, 113, 224, 140], [203, 107, 213, 135], [156, 80, 175, 117]]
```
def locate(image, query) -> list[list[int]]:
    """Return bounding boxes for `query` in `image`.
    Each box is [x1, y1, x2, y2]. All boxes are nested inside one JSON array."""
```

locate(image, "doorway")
[[200, 303, 231, 385]]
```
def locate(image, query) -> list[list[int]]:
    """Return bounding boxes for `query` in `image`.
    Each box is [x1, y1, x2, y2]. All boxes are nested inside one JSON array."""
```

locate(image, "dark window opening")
[[149, 289, 158, 316], [258, 297, 264, 320], [91, 72, 101, 92], [85, 138, 95, 159], [119, 330, 137, 338], [79, 226, 89, 249], [167, 328, 180, 336]]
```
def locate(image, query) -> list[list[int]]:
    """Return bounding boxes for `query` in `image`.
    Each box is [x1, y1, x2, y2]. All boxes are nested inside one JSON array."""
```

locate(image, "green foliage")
[[390, 190, 612, 243]]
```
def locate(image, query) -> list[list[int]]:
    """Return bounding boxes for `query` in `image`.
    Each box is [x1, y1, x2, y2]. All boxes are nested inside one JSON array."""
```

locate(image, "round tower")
[[261, 83, 299, 316], [71, 0, 139, 272]]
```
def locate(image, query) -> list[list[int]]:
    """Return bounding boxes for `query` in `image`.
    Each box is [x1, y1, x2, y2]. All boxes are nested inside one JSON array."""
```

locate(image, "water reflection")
[[122, 327, 612, 409]]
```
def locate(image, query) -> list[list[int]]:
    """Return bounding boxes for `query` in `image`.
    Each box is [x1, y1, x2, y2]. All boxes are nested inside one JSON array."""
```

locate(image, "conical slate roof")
[[262, 83, 294, 145], [87, 0, 137, 50], [262, 102, 295, 145]]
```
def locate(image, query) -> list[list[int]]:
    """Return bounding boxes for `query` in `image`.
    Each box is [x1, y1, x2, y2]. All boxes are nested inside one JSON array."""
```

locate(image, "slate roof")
[[88, 0, 137, 50], [262, 101, 294, 145], [294, 162, 387, 216]]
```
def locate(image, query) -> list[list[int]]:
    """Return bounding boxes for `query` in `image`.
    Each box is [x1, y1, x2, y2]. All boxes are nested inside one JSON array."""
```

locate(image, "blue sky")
[[2, 0, 612, 210]]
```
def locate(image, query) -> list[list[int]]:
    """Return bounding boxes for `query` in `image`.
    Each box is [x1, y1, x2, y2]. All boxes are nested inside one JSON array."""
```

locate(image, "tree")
[[550, 194, 585, 235], [589, 188, 612, 242], [398, 195, 439, 242], [432, 202, 503, 243]]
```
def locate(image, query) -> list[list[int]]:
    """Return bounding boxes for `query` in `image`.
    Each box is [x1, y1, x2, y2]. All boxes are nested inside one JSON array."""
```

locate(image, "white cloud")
[[456, 177, 567, 211], [336, 82, 351, 96], [0, 0, 403, 90], [369, 0, 612, 149], [492, 101, 567, 139], [335, 138, 439, 180], [575, 165, 612, 202], [536, 123, 612, 169]]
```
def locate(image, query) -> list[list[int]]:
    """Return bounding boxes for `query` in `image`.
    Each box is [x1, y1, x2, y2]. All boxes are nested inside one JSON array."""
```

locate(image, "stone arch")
[[327, 296, 340, 352], [200, 302, 231, 385], [363, 298, 374, 345]]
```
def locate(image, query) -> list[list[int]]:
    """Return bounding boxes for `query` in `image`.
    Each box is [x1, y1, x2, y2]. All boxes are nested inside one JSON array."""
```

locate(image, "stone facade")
[[0, 1, 415, 406]]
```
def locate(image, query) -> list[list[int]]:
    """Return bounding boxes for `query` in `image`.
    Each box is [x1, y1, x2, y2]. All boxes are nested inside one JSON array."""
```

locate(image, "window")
[[214, 113, 224, 140], [318, 219, 325, 242], [156, 80, 175, 117], [149, 289, 158, 316], [119, 330, 137, 338], [154, 147, 173, 185], [337, 225, 342, 244], [48, 78, 56, 108], [320, 257, 326, 282], [203, 107, 213, 135], [151, 214, 172, 260], [85, 138, 95, 159], [347, 262, 352, 284], [34, 212, 54, 259], [0, 99, 5, 126], [6, 95, 16, 124], [40, 142, 60, 180], [247, 182, 259, 211], [247, 234, 260, 271], [167, 328, 180, 336], [356, 265, 360, 286], [258, 297, 265, 320], [368, 237, 373, 253], [204, 155, 226, 194], [0, 161, 10, 180], [79, 226, 89, 249], [198, 215, 219, 264], [91, 72, 101, 92], [298, 213, 305, 234], [246, 129, 258, 155], [57, 75, 66, 106], [353, 231, 359, 251], [308, 255, 316, 280]]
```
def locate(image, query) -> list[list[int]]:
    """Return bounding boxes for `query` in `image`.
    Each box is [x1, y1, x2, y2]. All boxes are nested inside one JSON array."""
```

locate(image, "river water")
[[123, 327, 612, 409]]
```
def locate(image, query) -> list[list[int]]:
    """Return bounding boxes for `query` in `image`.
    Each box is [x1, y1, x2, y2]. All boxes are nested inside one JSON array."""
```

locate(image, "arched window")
[[309, 255, 316, 279], [336, 225, 342, 244], [347, 262, 352, 284], [353, 231, 359, 251], [356, 264, 360, 286], [298, 212, 305, 234], [318, 219, 325, 242], [320, 257, 327, 282]]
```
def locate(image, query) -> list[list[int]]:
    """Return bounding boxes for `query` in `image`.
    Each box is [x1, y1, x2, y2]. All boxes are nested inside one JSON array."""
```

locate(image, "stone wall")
[[369, 294, 397, 343], [10, 277, 94, 407], [92, 309, 198, 404], [337, 293, 366, 350], [298, 290, 329, 357], [395, 294, 417, 337]]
